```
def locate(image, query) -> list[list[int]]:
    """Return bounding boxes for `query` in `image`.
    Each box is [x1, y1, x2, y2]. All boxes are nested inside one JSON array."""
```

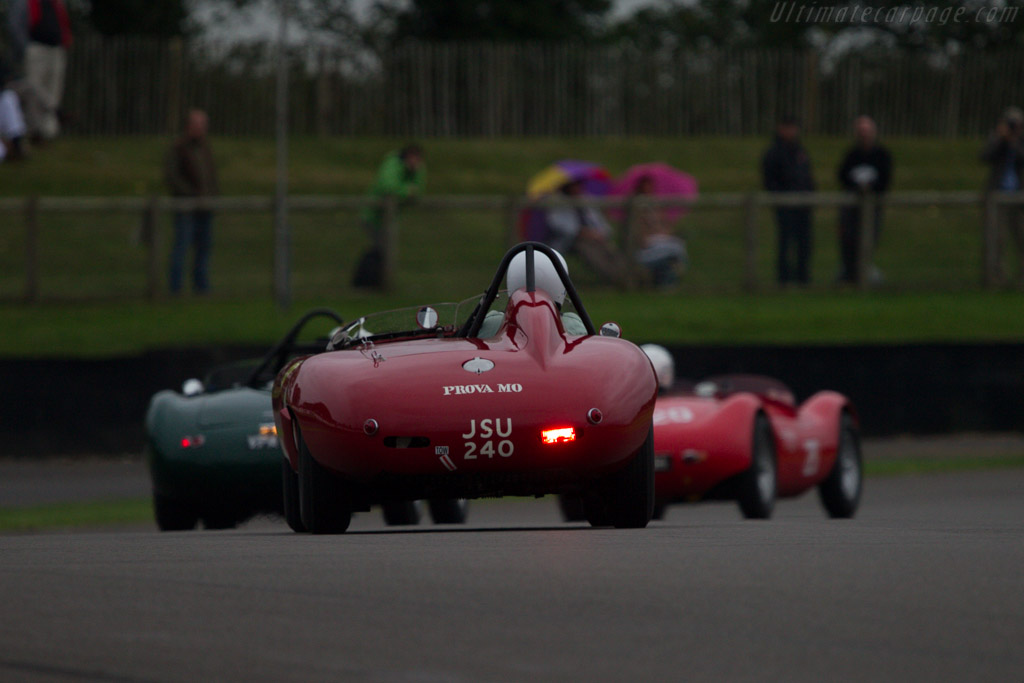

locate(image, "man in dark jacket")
[[981, 107, 1024, 287], [762, 116, 815, 285], [837, 116, 892, 284], [165, 109, 218, 295]]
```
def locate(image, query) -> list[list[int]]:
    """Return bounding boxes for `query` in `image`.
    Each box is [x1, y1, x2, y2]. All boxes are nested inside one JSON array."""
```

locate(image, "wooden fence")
[[2, 191, 1022, 304], [55, 38, 1024, 137]]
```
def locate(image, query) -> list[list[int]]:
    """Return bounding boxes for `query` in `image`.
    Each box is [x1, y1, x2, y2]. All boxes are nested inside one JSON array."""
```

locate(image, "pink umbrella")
[[609, 163, 699, 223]]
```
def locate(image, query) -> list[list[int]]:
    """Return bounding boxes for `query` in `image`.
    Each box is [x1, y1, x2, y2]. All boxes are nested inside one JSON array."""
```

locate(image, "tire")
[[382, 501, 422, 526], [428, 499, 469, 524], [153, 493, 198, 532], [583, 493, 613, 528], [818, 413, 863, 519], [591, 425, 654, 529], [652, 502, 667, 521], [297, 427, 352, 534], [201, 509, 238, 530], [557, 494, 586, 522], [737, 414, 776, 519], [282, 457, 306, 533]]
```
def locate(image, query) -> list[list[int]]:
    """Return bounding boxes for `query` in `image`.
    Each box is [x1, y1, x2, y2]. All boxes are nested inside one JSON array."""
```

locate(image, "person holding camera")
[[981, 107, 1024, 287]]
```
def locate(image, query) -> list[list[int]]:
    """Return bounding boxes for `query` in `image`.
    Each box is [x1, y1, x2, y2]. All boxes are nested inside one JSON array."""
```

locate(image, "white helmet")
[[641, 344, 675, 391], [507, 249, 568, 305]]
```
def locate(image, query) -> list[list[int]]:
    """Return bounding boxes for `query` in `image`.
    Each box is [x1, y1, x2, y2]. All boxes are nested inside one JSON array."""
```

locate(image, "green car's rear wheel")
[[154, 493, 198, 532], [382, 501, 421, 526], [428, 499, 469, 524]]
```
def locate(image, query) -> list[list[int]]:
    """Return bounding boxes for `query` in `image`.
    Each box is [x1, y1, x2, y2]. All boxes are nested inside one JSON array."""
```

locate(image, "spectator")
[[981, 107, 1024, 287], [354, 144, 426, 288], [164, 109, 218, 295], [545, 179, 630, 287], [630, 175, 687, 288], [837, 115, 892, 285], [0, 61, 27, 162], [762, 115, 815, 286], [6, 0, 28, 74], [23, 0, 72, 141]]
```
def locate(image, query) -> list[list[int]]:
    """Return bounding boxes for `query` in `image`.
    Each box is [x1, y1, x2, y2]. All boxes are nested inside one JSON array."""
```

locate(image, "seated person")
[[0, 63, 27, 162], [477, 249, 586, 338], [631, 175, 687, 288], [544, 179, 630, 287]]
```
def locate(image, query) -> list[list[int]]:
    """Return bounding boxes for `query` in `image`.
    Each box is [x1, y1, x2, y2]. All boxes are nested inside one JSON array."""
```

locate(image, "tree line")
[[32, 1, 1024, 55]]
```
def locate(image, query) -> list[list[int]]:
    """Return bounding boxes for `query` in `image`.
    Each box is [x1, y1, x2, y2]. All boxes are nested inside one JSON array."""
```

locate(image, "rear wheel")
[[737, 414, 776, 519], [556, 494, 586, 522], [587, 426, 654, 529], [382, 501, 422, 526], [583, 493, 612, 528], [282, 457, 306, 532], [153, 493, 198, 531], [818, 413, 862, 518], [201, 509, 238, 530], [297, 428, 352, 534], [428, 499, 469, 524]]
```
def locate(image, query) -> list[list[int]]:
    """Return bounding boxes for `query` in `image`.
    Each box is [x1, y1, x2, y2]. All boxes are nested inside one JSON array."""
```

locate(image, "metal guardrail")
[[3, 190, 1023, 302]]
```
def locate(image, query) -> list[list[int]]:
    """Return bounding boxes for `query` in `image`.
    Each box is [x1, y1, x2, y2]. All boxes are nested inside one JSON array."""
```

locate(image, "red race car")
[[274, 243, 658, 533], [641, 345, 862, 520]]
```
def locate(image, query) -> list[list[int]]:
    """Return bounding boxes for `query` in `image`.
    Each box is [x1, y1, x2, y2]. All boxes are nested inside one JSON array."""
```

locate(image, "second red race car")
[[561, 345, 862, 521]]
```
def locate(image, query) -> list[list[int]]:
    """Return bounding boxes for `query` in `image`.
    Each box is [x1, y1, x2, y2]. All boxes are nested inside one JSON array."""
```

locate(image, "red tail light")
[[541, 427, 576, 444]]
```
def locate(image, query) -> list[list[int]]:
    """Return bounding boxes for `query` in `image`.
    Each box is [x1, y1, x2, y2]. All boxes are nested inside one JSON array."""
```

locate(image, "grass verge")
[[0, 498, 152, 532]]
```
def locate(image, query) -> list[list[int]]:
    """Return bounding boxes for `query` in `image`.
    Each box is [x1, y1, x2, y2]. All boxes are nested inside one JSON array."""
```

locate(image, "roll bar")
[[459, 242, 597, 338], [245, 308, 345, 387]]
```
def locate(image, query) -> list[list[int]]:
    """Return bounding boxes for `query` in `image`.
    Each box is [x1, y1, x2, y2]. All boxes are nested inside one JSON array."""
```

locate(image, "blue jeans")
[[169, 211, 212, 294], [775, 207, 812, 285]]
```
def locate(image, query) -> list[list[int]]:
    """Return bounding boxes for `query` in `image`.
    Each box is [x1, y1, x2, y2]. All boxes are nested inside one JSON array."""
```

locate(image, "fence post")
[[983, 193, 1001, 288], [857, 193, 876, 290], [380, 196, 398, 290], [504, 195, 519, 248], [24, 196, 38, 302], [143, 197, 161, 300], [743, 192, 758, 292], [622, 197, 641, 290], [316, 47, 330, 137]]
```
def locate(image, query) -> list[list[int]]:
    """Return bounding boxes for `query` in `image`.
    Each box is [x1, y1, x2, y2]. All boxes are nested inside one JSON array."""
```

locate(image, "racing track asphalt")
[[1, 468, 1023, 682]]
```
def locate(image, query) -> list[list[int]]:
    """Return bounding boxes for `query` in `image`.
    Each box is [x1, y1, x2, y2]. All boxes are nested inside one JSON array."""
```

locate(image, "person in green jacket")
[[361, 143, 426, 244], [353, 144, 425, 288]]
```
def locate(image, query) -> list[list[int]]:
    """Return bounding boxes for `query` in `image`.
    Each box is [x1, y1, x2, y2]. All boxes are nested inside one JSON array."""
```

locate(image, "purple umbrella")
[[610, 163, 699, 223], [527, 160, 612, 199]]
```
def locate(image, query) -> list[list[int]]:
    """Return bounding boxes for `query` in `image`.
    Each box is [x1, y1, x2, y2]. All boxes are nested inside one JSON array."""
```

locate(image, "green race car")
[[145, 308, 470, 531], [145, 309, 344, 531]]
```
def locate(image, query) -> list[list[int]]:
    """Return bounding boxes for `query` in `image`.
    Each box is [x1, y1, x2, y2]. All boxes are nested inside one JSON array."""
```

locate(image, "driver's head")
[[507, 249, 568, 306], [641, 344, 675, 391]]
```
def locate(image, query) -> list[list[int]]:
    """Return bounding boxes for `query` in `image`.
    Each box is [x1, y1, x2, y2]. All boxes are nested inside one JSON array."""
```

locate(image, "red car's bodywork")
[[274, 243, 659, 533], [275, 289, 656, 496], [652, 375, 858, 515]]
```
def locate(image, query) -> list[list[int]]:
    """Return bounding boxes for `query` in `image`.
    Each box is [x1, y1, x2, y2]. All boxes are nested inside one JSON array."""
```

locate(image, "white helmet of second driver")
[[641, 343, 675, 391], [507, 249, 568, 305]]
